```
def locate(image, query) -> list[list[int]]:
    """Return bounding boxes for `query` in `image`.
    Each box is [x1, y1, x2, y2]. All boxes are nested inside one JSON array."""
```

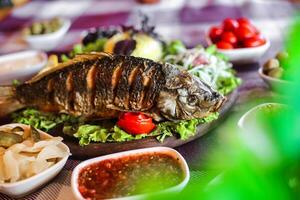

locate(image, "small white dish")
[[238, 103, 284, 129], [24, 19, 71, 51], [207, 37, 270, 64], [258, 67, 291, 89], [237, 103, 286, 161], [0, 50, 47, 85], [0, 123, 70, 198], [71, 147, 190, 200]]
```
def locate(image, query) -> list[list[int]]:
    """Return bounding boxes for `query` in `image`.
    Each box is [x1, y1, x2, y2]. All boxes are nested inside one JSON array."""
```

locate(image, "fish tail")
[[0, 86, 24, 117]]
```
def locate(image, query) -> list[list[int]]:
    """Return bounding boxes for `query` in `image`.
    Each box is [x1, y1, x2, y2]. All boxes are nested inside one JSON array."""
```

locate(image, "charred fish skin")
[[15, 53, 165, 119], [97, 55, 164, 113], [14, 53, 224, 121], [16, 56, 98, 114]]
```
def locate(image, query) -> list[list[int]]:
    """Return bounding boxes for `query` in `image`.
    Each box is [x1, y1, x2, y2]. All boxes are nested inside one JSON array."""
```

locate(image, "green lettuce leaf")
[[11, 108, 79, 131], [111, 126, 135, 142], [73, 124, 110, 146], [12, 108, 219, 146], [61, 38, 108, 61], [163, 40, 186, 57], [175, 119, 200, 140], [216, 72, 241, 95]]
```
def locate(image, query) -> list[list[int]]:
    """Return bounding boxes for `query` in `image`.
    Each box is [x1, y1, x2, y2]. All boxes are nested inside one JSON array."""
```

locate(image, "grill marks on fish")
[[16, 54, 166, 118], [94, 56, 124, 118], [111, 65, 122, 90], [129, 68, 143, 110], [65, 72, 74, 111], [110, 56, 164, 111], [128, 67, 139, 86], [52, 73, 67, 109], [140, 62, 164, 110], [72, 62, 92, 114], [114, 58, 135, 109], [86, 64, 97, 111], [133, 62, 151, 109], [46, 78, 55, 106], [94, 59, 107, 111]]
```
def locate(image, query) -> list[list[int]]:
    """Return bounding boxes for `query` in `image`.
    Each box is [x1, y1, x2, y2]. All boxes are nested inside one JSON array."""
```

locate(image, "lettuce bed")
[[12, 108, 219, 146]]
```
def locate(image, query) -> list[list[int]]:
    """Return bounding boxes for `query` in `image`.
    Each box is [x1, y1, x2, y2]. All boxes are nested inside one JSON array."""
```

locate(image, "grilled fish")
[[0, 53, 225, 121]]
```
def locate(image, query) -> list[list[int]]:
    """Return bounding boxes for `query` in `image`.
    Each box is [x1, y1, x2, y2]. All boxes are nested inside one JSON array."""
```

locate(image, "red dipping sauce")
[[77, 152, 184, 199]]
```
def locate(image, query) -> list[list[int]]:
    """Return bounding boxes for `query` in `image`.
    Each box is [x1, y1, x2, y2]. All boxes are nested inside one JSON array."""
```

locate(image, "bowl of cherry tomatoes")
[[207, 17, 270, 64]]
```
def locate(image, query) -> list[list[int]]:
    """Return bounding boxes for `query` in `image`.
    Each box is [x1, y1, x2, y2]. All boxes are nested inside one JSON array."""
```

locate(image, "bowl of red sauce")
[[71, 147, 189, 200]]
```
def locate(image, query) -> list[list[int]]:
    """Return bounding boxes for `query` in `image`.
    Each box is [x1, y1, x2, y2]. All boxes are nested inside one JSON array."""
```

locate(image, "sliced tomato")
[[216, 41, 234, 49], [209, 26, 223, 43], [223, 18, 239, 31], [117, 112, 156, 135], [243, 35, 266, 47], [221, 32, 237, 45]]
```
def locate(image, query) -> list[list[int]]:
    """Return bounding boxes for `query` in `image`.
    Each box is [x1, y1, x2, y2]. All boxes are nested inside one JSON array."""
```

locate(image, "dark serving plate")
[[0, 90, 238, 159]]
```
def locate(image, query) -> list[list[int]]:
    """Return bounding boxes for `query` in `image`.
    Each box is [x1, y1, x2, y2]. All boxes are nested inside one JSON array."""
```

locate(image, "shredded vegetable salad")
[[163, 41, 241, 95]]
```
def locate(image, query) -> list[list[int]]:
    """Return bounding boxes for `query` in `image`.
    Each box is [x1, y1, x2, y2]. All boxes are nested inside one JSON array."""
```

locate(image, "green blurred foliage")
[[143, 18, 300, 200]]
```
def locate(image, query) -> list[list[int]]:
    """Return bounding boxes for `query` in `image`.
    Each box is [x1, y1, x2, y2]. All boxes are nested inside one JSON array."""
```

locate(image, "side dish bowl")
[[258, 67, 291, 89], [24, 19, 71, 51], [238, 103, 284, 130], [206, 37, 270, 64], [0, 50, 47, 85], [71, 147, 190, 200], [0, 123, 70, 198]]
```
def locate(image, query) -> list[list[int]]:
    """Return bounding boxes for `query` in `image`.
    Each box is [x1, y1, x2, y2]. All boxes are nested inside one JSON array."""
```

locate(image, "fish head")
[[158, 67, 225, 121]]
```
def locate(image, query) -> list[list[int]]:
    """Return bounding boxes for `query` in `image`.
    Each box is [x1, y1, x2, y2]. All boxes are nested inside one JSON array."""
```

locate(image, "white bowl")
[[207, 37, 270, 64], [258, 67, 291, 89], [238, 103, 284, 129], [0, 50, 47, 85], [237, 103, 286, 162], [24, 19, 71, 51], [71, 147, 190, 200], [0, 123, 70, 198]]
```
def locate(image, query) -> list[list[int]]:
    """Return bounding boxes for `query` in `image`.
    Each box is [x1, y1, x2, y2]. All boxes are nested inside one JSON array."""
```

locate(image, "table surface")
[[0, 0, 296, 199]]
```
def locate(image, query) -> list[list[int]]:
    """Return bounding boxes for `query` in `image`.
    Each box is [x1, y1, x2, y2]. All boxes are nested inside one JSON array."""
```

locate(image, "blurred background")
[[1, 0, 300, 199], [0, 0, 298, 54]]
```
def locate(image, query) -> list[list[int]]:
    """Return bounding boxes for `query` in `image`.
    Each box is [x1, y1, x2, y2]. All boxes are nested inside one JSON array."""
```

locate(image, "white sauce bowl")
[[0, 50, 47, 85], [71, 147, 190, 200]]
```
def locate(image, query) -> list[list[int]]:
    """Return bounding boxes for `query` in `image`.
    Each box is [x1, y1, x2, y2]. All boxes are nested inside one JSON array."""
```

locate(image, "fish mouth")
[[213, 96, 227, 112]]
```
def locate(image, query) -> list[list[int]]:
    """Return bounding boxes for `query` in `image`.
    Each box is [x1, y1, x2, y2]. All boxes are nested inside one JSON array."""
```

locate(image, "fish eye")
[[187, 95, 198, 106]]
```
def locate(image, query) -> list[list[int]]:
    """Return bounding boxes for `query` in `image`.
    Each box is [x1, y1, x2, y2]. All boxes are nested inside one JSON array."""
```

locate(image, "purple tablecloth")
[[0, 0, 297, 199]]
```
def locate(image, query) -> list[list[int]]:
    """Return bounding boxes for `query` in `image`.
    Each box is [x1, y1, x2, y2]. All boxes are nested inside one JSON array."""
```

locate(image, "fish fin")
[[0, 86, 24, 117], [28, 53, 111, 84], [75, 52, 113, 58]]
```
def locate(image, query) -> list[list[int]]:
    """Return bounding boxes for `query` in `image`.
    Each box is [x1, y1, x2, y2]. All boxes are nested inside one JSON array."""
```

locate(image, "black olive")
[[113, 39, 137, 55]]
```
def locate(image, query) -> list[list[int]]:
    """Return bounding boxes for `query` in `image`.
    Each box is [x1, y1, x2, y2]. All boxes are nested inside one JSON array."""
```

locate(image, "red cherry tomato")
[[209, 26, 223, 42], [235, 25, 256, 41], [237, 17, 250, 25], [216, 41, 234, 49], [223, 18, 239, 31], [221, 32, 237, 45], [241, 22, 259, 34], [243, 35, 266, 47], [117, 112, 156, 135]]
